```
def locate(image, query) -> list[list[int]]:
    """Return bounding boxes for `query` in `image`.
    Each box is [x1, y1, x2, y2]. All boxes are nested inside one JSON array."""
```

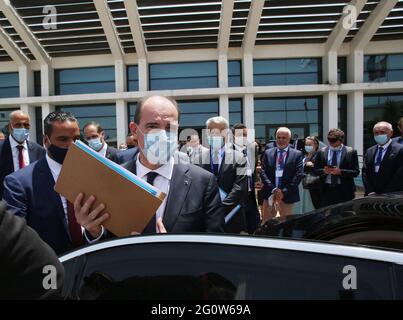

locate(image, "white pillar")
[[138, 58, 148, 92], [18, 65, 34, 97], [322, 92, 338, 137], [116, 99, 128, 146], [347, 91, 364, 160], [347, 50, 364, 83], [40, 64, 54, 96], [115, 59, 126, 93], [218, 54, 228, 88], [323, 51, 338, 85], [242, 54, 253, 87], [219, 95, 229, 120], [20, 104, 37, 143], [243, 94, 255, 140], [41, 103, 55, 124]]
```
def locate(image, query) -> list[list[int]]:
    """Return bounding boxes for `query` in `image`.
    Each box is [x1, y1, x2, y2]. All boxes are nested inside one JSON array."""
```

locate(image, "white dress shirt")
[[9, 135, 30, 171], [46, 154, 69, 223], [98, 142, 108, 157], [136, 156, 174, 233]]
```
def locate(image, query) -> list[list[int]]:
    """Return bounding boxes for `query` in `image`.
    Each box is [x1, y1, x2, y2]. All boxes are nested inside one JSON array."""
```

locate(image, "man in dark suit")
[[314, 128, 359, 207], [232, 123, 261, 234], [392, 117, 403, 145], [0, 110, 45, 198], [3, 111, 87, 255], [260, 127, 303, 222], [362, 121, 403, 196], [0, 200, 64, 299], [74, 96, 225, 238], [83, 121, 118, 160], [194, 117, 248, 234]]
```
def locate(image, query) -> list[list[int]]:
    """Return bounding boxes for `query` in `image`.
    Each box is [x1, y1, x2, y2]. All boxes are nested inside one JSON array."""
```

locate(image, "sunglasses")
[[327, 137, 339, 143]]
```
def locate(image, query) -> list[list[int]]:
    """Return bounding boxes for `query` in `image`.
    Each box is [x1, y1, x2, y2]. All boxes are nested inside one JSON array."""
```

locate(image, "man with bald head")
[[74, 95, 225, 239], [0, 110, 45, 198], [260, 127, 303, 222], [362, 121, 403, 196]]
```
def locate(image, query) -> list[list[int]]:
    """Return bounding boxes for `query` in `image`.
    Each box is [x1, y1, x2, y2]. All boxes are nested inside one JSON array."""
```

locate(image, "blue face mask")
[[138, 128, 178, 165], [305, 145, 314, 153], [88, 138, 103, 151], [12, 128, 29, 143], [208, 136, 224, 150], [374, 134, 389, 145]]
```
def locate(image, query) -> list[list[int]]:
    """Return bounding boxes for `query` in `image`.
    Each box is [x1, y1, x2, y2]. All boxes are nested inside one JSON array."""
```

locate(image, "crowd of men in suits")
[[1, 99, 403, 262]]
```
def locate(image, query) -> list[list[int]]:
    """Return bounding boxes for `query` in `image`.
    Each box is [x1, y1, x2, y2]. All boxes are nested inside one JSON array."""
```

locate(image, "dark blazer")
[[110, 147, 138, 164], [260, 147, 303, 203], [0, 136, 45, 198], [122, 155, 225, 233], [2, 157, 83, 255], [314, 146, 360, 200], [197, 146, 248, 211], [362, 141, 403, 195], [105, 145, 118, 160], [0, 200, 64, 299], [392, 136, 403, 144]]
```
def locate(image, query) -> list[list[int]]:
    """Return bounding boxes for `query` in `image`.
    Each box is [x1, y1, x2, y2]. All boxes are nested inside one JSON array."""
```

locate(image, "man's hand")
[[324, 166, 332, 175], [330, 167, 342, 175], [74, 193, 110, 239], [130, 218, 167, 235], [305, 161, 314, 168], [274, 188, 283, 201]]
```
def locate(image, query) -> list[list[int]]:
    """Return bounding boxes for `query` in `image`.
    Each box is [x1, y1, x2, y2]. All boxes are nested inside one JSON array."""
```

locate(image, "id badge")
[[275, 170, 283, 178]]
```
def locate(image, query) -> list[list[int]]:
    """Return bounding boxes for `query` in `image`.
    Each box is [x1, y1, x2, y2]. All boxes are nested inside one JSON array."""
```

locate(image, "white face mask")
[[138, 127, 178, 165]]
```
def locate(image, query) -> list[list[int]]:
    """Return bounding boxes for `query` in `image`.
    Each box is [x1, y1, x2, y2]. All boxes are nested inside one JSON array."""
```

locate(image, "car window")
[[64, 242, 399, 300]]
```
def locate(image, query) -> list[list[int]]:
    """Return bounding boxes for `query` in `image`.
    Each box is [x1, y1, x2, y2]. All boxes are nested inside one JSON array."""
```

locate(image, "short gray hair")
[[206, 116, 229, 129], [276, 127, 292, 137], [374, 121, 393, 132]]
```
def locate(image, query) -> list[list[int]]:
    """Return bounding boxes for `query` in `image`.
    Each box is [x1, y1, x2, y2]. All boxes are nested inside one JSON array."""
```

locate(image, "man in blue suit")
[[260, 127, 303, 222], [3, 111, 85, 255], [0, 110, 45, 198], [392, 117, 403, 145]]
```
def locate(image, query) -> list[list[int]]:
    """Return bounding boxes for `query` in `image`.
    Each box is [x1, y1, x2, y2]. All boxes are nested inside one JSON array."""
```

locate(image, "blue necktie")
[[331, 150, 338, 185], [142, 172, 159, 233], [375, 146, 383, 173], [212, 150, 219, 176]]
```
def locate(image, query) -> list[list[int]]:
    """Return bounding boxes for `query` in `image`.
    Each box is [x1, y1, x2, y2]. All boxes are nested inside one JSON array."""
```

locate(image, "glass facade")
[[55, 66, 115, 95], [0, 72, 19, 98], [364, 94, 403, 151], [254, 97, 322, 144], [0, 108, 17, 134], [35, 107, 43, 144], [149, 61, 218, 90], [228, 60, 242, 87], [56, 104, 117, 147], [338, 56, 347, 84], [364, 54, 403, 82], [127, 66, 139, 92], [128, 102, 137, 129], [229, 99, 243, 126], [34, 71, 41, 96], [253, 58, 322, 86]]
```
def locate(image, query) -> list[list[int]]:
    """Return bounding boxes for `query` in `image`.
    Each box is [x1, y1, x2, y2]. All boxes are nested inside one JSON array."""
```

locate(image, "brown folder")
[[54, 141, 165, 237]]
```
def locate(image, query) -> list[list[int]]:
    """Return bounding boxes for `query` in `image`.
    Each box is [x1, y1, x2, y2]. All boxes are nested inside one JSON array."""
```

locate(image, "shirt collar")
[[46, 153, 62, 178], [99, 142, 108, 157], [379, 138, 392, 150], [9, 134, 28, 149], [136, 156, 174, 181], [277, 146, 289, 153]]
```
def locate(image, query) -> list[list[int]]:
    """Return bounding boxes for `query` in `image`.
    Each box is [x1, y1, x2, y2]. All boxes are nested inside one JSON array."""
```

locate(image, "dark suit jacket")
[[0, 136, 45, 198], [3, 157, 83, 255], [0, 200, 64, 299], [314, 146, 359, 200], [122, 155, 225, 233], [392, 136, 403, 144], [197, 146, 248, 212], [260, 147, 303, 203], [362, 141, 403, 195], [105, 145, 118, 160], [110, 147, 138, 164]]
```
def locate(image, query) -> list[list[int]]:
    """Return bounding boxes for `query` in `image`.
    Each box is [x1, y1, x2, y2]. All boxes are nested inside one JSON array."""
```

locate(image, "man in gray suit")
[[73, 96, 225, 237]]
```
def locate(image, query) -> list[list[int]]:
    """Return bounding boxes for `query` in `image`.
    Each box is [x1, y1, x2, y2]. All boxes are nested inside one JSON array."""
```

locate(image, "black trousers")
[[309, 188, 321, 209], [321, 184, 354, 208]]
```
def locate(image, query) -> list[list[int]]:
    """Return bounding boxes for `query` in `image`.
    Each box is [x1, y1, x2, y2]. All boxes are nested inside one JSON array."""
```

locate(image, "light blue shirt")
[[325, 146, 343, 184]]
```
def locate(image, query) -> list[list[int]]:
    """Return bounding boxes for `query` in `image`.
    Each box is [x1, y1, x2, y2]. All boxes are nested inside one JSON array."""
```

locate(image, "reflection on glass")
[[0, 72, 19, 98]]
